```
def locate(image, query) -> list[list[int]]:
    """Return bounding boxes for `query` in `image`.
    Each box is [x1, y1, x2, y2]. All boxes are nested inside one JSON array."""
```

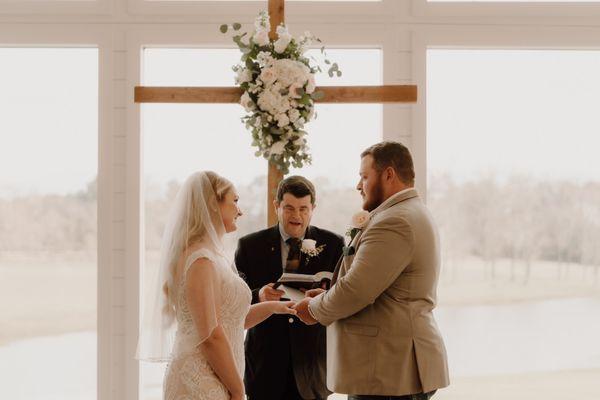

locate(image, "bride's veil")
[[137, 171, 232, 362]]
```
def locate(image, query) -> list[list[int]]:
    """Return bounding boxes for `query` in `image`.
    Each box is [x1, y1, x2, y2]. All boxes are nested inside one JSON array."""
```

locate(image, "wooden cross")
[[134, 0, 417, 226]]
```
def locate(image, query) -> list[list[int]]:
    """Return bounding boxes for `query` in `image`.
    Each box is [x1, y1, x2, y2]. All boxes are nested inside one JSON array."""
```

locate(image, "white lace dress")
[[164, 249, 252, 400]]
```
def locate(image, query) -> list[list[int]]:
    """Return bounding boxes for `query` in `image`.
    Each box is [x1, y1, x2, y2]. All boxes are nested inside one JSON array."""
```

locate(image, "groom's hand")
[[293, 298, 318, 325], [304, 288, 326, 298], [259, 283, 285, 302]]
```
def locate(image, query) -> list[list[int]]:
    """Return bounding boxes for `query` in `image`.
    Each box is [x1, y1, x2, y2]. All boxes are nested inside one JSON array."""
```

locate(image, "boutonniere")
[[301, 239, 326, 259], [343, 210, 371, 256]]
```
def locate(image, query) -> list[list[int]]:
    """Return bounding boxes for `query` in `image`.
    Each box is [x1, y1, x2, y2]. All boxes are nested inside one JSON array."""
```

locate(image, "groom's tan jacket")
[[310, 189, 450, 396]]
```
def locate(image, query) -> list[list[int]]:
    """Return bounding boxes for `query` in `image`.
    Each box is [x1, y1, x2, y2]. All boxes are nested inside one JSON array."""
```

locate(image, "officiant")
[[235, 175, 344, 400]]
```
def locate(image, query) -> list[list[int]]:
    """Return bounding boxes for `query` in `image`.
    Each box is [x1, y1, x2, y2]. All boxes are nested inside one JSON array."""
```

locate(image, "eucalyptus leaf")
[[233, 23, 242, 31], [312, 91, 325, 101], [219, 24, 228, 34]]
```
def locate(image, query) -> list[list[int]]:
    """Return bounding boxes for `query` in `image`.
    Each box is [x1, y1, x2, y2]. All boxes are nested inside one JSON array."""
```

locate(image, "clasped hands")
[[259, 283, 325, 325]]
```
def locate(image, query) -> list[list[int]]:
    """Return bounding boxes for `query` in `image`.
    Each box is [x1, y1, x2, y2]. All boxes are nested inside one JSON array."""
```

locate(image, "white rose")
[[257, 51, 274, 67], [276, 113, 290, 128], [288, 83, 303, 99], [302, 239, 316, 251], [253, 30, 270, 47], [235, 68, 252, 84], [260, 68, 277, 86], [270, 140, 286, 155], [274, 33, 292, 54], [288, 109, 300, 123], [351, 210, 370, 229], [240, 92, 255, 112], [305, 75, 316, 94]]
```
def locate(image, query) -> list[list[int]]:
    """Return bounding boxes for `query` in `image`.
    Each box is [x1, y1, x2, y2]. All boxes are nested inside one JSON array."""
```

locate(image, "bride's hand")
[[272, 300, 297, 315]]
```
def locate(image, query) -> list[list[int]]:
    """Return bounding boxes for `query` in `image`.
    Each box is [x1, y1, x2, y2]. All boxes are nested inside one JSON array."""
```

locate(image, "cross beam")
[[134, 86, 416, 104], [134, 0, 417, 226]]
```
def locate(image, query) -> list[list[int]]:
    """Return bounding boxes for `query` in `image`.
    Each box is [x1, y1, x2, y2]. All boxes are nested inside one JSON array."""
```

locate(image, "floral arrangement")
[[301, 238, 326, 259], [220, 11, 341, 174]]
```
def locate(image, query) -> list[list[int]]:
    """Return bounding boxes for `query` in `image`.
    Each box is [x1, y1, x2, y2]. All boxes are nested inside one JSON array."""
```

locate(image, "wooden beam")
[[268, 0, 285, 227], [267, 162, 284, 226], [134, 85, 417, 104], [134, 87, 241, 103], [269, 0, 285, 40]]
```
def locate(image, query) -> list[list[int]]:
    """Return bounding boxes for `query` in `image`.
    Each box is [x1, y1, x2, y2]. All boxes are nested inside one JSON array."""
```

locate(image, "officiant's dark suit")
[[235, 176, 344, 400]]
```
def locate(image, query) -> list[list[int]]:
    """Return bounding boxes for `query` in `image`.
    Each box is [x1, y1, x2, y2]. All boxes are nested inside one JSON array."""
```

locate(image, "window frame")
[[0, 24, 113, 400]]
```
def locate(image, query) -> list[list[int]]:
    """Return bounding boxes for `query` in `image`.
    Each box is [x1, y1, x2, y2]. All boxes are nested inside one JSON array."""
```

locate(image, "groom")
[[235, 175, 344, 400], [294, 141, 450, 399]]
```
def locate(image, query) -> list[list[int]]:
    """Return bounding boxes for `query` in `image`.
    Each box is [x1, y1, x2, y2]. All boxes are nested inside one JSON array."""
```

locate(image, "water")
[[436, 297, 600, 377], [2, 298, 599, 399]]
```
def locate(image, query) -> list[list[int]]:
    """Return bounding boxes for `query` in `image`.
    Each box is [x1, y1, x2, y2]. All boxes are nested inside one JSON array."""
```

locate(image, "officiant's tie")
[[285, 237, 302, 272]]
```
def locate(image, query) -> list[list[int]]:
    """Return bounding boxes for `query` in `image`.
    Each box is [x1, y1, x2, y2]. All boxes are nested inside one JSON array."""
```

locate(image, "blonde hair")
[[162, 171, 233, 312], [184, 171, 233, 247]]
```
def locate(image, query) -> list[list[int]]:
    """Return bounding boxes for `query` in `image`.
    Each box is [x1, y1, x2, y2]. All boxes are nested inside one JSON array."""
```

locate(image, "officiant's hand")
[[293, 298, 318, 325], [259, 283, 285, 302], [303, 288, 326, 298]]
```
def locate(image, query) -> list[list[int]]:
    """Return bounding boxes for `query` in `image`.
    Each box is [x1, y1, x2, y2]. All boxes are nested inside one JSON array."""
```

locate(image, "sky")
[[1, 47, 600, 198]]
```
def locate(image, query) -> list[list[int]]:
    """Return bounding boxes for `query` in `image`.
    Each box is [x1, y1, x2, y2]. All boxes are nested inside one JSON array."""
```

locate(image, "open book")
[[273, 271, 333, 302]]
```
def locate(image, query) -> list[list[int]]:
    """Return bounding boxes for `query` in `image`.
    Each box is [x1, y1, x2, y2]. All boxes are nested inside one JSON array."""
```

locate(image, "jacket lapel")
[[268, 225, 284, 279], [338, 189, 418, 280]]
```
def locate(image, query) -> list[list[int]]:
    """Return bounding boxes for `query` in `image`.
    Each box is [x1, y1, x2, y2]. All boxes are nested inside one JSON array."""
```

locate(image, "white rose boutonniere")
[[344, 210, 371, 256], [301, 239, 326, 261], [351, 210, 370, 230]]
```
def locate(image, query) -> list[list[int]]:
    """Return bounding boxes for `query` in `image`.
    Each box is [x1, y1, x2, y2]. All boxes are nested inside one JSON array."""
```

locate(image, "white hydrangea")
[[274, 25, 292, 54], [240, 92, 255, 112], [254, 11, 270, 33], [254, 30, 270, 47], [272, 59, 310, 88], [276, 113, 290, 128], [257, 86, 291, 115], [257, 51, 274, 67], [293, 117, 306, 130], [270, 140, 286, 155], [235, 68, 252, 84], [288, 109, 300, 123]]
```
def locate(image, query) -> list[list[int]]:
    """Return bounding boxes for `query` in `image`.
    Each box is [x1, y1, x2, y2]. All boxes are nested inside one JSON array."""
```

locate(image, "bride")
[[138, 171, 296, 400]]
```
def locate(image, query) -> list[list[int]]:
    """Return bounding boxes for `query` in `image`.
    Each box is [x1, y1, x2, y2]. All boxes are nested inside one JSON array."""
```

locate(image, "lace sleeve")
[[183, 250, 222, 345]]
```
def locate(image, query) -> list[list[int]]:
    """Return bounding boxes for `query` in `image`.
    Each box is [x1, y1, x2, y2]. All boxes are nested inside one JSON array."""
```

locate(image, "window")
[[0, 47, 98, 400], [427, 49, 600, 399]]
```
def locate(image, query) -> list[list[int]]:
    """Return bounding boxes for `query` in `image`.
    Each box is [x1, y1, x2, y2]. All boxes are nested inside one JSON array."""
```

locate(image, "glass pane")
[[427, 49, 600, 399], [140, 48, 381, 400], [429, 0, 600, 2], [0, 48, 98, 400]]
